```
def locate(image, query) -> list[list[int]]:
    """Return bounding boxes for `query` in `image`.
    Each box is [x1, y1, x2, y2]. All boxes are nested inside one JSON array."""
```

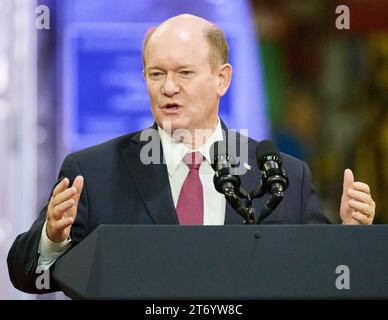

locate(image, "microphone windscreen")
[[256, 140, 281, 169]]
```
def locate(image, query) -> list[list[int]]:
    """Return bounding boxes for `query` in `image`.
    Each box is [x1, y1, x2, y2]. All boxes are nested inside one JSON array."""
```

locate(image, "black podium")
[[52, 225, 388, 299]]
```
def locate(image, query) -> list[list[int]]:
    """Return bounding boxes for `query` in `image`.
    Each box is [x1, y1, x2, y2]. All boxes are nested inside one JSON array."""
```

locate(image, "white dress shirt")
[[158, 119, 226, 225], [37, 120, 226, 270], [37, 220, 71, 271]]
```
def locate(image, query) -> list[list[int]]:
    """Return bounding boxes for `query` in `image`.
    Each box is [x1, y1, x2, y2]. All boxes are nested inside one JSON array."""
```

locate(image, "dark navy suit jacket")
[[7, 123, 330, 293]]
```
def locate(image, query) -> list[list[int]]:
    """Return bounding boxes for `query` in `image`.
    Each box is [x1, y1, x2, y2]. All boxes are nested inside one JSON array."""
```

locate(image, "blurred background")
[[0, 0, 387, 299]]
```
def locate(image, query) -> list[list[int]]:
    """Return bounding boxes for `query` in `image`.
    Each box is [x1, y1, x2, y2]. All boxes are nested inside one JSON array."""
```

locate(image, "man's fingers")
[[348, 200, 372, 216], [51, 187, 77, 207], [48, 178, 69, 212], [52, 199, 76, 220], [340, 170, 375, 225], [343, 169, 354, 191], [50, 176, 84, 208], [351, 211, 370, 224], [52, 178, 69, 197], [46, 176, 84, 242], [71, 176, 84, 201], [66, 176, 84, 217], [72, 175, 84, 191], [347, 189, 372, 204], [353, 182, 371, 194], [53, 216, 74, 231]]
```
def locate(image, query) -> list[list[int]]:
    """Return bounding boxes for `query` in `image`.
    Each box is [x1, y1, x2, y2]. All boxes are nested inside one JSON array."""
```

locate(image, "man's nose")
[[162, 73, 180, 96]]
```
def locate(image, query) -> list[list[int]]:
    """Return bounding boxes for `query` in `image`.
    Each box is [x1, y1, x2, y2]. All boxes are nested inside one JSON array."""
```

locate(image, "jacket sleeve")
[[300, 161, 332, 224], [7, 154, 89, 294]]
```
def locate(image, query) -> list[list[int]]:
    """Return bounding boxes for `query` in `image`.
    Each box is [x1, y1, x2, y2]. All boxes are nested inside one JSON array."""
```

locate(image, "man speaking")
[[7, 14, 375, 294]]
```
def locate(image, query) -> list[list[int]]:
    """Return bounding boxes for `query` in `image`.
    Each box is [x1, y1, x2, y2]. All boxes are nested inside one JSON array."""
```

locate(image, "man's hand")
[[340, 169, 375, 225], [46, 176, 84, 242]]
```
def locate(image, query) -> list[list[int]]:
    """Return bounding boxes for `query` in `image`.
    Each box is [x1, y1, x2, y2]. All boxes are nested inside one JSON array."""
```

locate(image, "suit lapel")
[[121, 126, 179, 224], [224, 201, 245, 224]]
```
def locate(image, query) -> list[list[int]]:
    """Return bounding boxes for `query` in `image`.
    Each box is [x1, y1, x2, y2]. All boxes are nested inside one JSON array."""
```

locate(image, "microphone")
[[255, 140, 288, 195], [210, 141, 241, 195]]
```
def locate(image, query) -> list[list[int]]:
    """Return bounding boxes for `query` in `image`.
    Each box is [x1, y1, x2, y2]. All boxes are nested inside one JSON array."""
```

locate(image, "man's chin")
[[159, 118, 189, 134]]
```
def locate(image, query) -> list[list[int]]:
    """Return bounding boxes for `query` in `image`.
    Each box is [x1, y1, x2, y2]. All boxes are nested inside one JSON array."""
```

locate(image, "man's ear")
[[216, 63, 233, 97]]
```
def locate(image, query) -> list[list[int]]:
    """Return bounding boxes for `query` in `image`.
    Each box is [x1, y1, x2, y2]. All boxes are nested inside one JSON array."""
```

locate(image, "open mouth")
[[163, 103, 182, 111]]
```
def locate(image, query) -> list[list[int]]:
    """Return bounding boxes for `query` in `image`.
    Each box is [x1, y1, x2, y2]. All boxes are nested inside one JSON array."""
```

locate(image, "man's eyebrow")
[[146, 64, 197, 71], [177, 64, 196, 69], [146, 67, 164, 71]]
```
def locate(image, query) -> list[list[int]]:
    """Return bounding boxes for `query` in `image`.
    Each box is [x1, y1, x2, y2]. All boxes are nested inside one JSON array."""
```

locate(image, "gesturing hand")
[[340, 169, 375, 225], [45, 176, 84, 242]]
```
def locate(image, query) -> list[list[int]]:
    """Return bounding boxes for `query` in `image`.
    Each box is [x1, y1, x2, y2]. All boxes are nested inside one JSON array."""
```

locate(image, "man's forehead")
[[151, 24, 205, 46], [146, 47, 206, 69], [146, 31, 209, 66]]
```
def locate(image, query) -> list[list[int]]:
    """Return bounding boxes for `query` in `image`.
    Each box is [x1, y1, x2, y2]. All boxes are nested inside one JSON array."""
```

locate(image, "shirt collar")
[[158, 119, 224, 177]]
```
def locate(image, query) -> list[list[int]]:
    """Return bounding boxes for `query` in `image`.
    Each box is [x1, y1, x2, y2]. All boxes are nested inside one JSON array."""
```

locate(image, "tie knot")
[[183, 152, 204, 170]]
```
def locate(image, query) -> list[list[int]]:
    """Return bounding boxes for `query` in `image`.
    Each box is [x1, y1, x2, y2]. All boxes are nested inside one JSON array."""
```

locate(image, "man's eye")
[[149, 72, 164, 78], [179, 70, 193, 76]]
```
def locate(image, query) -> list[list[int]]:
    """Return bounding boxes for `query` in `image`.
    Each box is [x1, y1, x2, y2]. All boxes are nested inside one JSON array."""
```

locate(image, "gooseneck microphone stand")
[[214, 165, 288, 225]]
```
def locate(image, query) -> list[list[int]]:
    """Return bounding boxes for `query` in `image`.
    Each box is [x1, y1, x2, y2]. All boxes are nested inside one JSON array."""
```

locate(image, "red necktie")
[[176, 152, 204, 225]]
